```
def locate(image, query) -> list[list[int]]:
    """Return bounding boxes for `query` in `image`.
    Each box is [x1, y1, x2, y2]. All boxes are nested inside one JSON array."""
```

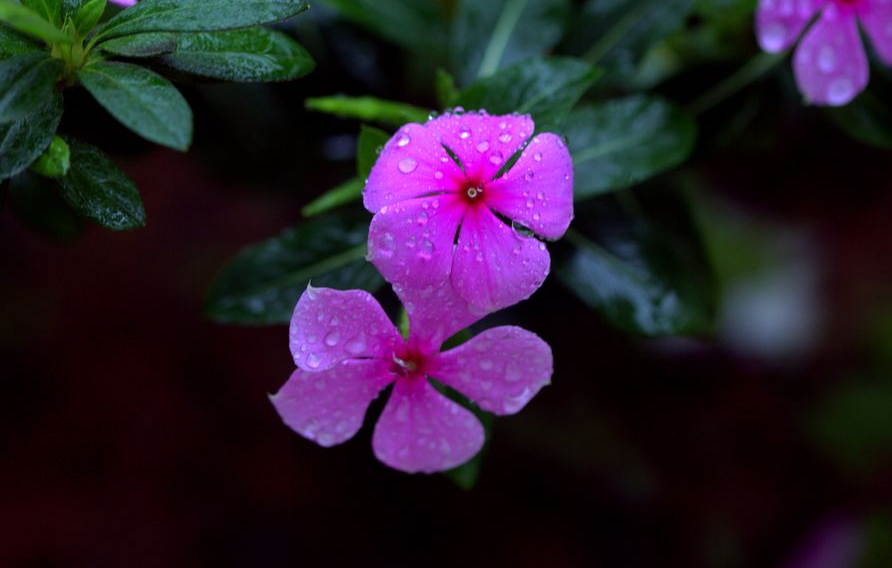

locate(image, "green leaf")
[[77, 60, 192, 150], [29, 134, 69, 177], [93, 0, 309, 42], [563, 95, 697, 200], [456, 57, 601, 131], [452, 0, 570, 86], [810, 379, 892, 473], [573, 0, 695, 85], [435, 68, 459, 110], [0, 52, 62, 124], [159, 27, 314, 82], [21, 0, 62, 27], [558, 191, 716, 336], [301, 177, 363, 217], [97, 31, 177, 57], [206, 211, 384, 324], [317, 0, 448, 53], [0, 1, 72, 44], [0, 91, 61, 179], [7, 172, 84, 240], [357, 124, 389, 179], [74, 0, 106, 37], [0, 23, 43, 57], [58, 136, 146, 230], [826, 90, 892, 150], [305, 95, 430, 128]]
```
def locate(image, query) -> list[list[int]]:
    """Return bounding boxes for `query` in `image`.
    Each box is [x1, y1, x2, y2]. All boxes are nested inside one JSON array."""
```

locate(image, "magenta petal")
[[271, 360, 394, 448], [290, 286, 402, 372], [364, 123, 464, 214], [426, 113, 534, 181], [486, 133, 574, 240], [372, 378, 484, 473], [395, 279, 482, 354], [428, 326, 553, 415], [109, 0, 137, 5], [859, 0, 892, 66], [452, 205, 551, 313], [793, 9, 868, 106], [755, 0, 826, 53], [367, 194, 466, 292]]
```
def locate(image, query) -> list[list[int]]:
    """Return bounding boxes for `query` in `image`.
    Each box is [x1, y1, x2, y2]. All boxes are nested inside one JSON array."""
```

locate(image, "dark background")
[[2, 6, 892, 568]]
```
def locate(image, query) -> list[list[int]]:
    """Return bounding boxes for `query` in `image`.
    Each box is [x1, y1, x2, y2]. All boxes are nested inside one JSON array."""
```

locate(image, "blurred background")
[[2, 1, 892, 566]]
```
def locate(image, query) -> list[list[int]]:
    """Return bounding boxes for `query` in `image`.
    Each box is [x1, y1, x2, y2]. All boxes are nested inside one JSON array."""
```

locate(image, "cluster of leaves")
[[1, 0, 313, 230]]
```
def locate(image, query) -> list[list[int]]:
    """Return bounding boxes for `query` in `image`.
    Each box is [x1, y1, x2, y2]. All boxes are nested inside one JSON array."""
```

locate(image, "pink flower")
[[109, 0, 137, 5], [270, 285, 553, 473], [364, 111, 574, 315], [756, 0, 892, 106]]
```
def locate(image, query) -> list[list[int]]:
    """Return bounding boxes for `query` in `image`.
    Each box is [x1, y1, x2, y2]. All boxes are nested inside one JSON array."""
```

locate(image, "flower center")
[[461, 178, 487, 204], [466, 186, 483, 200], [391, 348, 425, 379]]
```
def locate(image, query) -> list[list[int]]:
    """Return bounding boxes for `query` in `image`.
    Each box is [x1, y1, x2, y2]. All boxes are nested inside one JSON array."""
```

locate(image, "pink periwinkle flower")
[[270, 284, 553, 473], [110, 0, 137, 5], [756, 0, 892, 106], [364, 111, 574, 315]]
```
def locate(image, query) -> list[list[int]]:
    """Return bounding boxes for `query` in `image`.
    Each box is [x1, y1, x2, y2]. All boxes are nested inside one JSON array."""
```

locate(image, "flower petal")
[[290, 286, 402, 372], [363, 123, 464, 214], [452, 205, 551, 313], [428, 326, 553, 415], [271, 360, 394, 448], [755, 0, 826, 53], [485, 133, 574, 240], [372, 378, 484, 473], [793, 8, 868, 106], [858, 0, 892, 66], [367, 194, 466, 291], [394, 279, 482, 354], [426, 112, 534, 182]]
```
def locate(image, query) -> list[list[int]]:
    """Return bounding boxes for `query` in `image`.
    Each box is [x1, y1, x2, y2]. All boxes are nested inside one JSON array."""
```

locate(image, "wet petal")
[[793, 8, 868, 106], [290, 286, 402, 372], [452, 205, 551, 313], [394, 279, 482, 354], [755, 0, 826, 53], [271, 360, 395, 448], [426, 112, 534, 182], [372, 378, 484, 473], [364, 123, 464, 213], [367, 194, 466, 292], [428, 326, 553, 415], [859, 0, 892, 66], [486, 133, 574, 240]]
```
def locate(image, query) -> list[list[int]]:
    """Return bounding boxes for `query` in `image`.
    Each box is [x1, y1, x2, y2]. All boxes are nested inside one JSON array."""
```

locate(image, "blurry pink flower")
[[364, 111, 574, 314], [756, 0, 892, 106], [270, 285, 553, 474], [109, 0, 136, 5]]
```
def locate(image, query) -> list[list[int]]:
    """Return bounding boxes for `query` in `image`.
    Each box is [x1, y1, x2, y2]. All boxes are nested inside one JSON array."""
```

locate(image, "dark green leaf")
[[826, 90, 892, 150], [97, 31, 177, 57], [77, 60, 192, 150], [305, 95, 430, 127], [206, 211, 384, 324], [0, 23, 43, 57], [160, 27, 314, 82], [435, 68, 459, 110], [357, 124, 389, 179], [0, 52, 62, 124], [21, 0, 62, 27], [571, 0, 695, 86], [861, 514, 892, 568], [7, 172, 84, 240], [318, 0, 448, 53], [452, 0, 570, 86], [29, 134, 69, 177], [58, 136, 146, 230], [93, 0, 309, 42], [558, 191, 716, 336], [74, 0, 106, 37], [0, 91, 61, 179], [456, 57, 601, 131], [301, 177, 363, 217], [0, 1, 71, 44], [563, 95, 697, 200]]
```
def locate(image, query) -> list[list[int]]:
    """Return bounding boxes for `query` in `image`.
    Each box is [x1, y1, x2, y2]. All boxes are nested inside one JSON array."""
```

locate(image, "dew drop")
[[511, 219, 535, 238], [827, 77, 855, 105], [398, 158, 417, 173], [489, 151, 504, 165], [306, 353, 321, 369], [345, 332, 367, 355], [418, 240, 435, 260], [397, 134, 411, 147], [476, 140, 490, 152], [406, 235, 417, 248], [459, 129, 471, 139], [324, 331, 340, 347], [533, 151, 543, 162], [434, 171, 444, 179], [378, 232, 396, 255], [498, 133, 512, 143], [524, 170, 535, 182]]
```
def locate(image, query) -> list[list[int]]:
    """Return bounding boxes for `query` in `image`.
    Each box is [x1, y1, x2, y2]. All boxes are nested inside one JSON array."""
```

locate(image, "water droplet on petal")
[[406, 235, 417, 248], [459, 129, 471, 139], [533, 151, 543, 162], [345, 332, 367, 355], [378, 232, 396, 256], [306, 353, 321, 369], [499, 133, 512, 144], [511, 219, 535, 238], [434, 171, 444, 179], [398, 158, 417, 173], [476, 141, 490, 152], [397, 134, 411, 147], [827, 77, 855, 105], [324, 331, 340, 347], [489, 151, 504, 165], [524, 170, 534, 182], [418, 240, 435, 260]]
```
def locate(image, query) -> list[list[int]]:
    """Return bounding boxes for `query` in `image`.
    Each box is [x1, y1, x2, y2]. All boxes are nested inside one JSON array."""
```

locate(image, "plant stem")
[[686, 52, 785, 117]]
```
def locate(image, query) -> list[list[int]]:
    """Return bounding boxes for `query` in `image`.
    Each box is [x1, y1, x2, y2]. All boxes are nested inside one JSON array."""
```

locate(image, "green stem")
[[686, 51, 785, 117]]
